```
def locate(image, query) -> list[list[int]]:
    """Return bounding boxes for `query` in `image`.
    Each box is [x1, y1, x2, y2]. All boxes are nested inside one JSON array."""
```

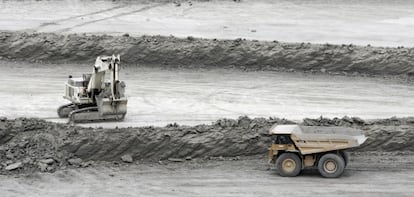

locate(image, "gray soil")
[[1, 31, 414, 77], [1, 152, 414, 197], [2, 61, 413, 127], [0, 29, 413, 196], [0, 1, 413, 196], [2, 0, 414, 47]]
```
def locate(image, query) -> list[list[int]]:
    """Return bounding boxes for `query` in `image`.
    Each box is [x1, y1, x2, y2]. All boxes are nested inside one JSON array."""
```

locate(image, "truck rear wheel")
[[340, 151, 350, 167], [276, 153, 302, 177], [318, 153, 345, 178]]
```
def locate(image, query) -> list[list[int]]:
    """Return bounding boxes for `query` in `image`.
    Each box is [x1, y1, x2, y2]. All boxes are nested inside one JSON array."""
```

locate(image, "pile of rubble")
[[0, 116, 413, 174], [1, 31, 413, 77]]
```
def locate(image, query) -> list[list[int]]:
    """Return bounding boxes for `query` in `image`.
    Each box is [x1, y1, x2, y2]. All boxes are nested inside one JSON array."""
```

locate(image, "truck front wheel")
[[276, 153, 302, 177], [318, 153, 345, 178]]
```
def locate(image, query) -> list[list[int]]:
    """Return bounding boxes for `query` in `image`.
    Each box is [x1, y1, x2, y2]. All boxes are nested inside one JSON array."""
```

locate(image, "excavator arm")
[[87, 54, 121, 101]]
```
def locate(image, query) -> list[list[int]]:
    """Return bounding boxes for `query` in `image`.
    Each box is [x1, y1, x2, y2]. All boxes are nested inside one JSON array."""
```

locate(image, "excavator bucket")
[[68, 98, 127, 123], [97, 97, 127, 116]]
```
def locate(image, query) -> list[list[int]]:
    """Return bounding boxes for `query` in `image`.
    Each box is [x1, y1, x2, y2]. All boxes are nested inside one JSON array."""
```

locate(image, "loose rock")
[[68, 158, 82, 166], [121, 154, 133, 163], [39, 159, 54, 165], [38, 162, 48, 172], [168, 158, 184, 162], [5, 162, 22, 171]]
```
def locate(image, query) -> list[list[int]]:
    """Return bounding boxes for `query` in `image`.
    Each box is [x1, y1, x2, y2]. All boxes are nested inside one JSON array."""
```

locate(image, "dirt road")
[[1, 153, 413, 197], [1, 0, 414, 46], [0, 61, 413, 127], [1, 1, 413, 196]]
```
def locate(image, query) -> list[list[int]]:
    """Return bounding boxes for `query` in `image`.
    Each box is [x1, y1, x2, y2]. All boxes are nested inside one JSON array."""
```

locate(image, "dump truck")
[[57, 55, 127, 123], [268, 124, 367, 178]]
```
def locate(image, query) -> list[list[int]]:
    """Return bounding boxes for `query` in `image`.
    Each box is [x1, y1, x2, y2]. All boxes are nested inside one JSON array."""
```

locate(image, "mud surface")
[[1, 0, 414, 47], [1, 61, 413, 128], [1, 116, 413, 175], [1, 31, 414, 77], [1, 152, 414, 197], [1, 1, 413, 196]]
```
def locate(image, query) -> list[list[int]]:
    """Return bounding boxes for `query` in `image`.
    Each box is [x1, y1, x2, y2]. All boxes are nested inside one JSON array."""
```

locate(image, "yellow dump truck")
[[268, 124, 367, 178]]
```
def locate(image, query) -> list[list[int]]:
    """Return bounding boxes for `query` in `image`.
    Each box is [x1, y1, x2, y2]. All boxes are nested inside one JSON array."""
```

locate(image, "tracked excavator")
[[57, 55, 127, 123]]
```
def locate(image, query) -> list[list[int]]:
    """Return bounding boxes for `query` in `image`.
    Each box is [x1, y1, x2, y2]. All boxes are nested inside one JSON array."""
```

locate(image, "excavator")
[[57, 55, 127, 123]]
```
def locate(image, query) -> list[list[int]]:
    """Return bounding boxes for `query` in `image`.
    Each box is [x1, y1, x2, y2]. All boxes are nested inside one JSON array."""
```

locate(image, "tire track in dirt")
[[34, 5, 130, 31], [55, 3, 167, 33], [203, 90, 243, 115]]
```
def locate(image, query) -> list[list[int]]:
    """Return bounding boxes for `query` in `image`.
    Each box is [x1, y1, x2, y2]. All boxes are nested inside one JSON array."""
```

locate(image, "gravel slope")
[[1, 31, 414, 77], [1, 116, 413, 174]]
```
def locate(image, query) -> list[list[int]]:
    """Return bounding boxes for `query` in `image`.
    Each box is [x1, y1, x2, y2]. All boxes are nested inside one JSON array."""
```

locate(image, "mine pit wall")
[[0, 31, 414, 76], [1, 116, 413, 171]]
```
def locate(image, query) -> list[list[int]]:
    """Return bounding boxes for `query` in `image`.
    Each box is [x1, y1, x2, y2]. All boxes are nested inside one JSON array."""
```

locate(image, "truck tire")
[[340, 151, 350, 167], [318, 153, 345, 178], [276, 153, 302, 177]]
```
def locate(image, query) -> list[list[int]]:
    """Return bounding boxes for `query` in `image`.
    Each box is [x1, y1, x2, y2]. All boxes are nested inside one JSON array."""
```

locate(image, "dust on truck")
[[268, 124, 367, 178]]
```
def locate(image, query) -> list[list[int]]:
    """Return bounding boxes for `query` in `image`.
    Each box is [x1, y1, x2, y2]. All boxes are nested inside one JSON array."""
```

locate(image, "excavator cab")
[[64, 76, 91, 104]]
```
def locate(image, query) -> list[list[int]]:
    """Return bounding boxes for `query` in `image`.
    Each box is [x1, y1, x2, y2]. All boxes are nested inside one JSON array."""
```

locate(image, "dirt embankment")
[[0, 116, 413, 174], [0, 31, 413, 76]]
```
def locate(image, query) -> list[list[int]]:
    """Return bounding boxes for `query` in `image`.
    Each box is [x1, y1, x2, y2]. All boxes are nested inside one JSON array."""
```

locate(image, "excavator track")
[[57, 103, 77, 118], [68, 106, 126, 123]]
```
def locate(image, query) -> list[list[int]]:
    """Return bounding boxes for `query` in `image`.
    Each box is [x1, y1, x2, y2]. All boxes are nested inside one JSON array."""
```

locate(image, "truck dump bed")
[[269, 125, 367, 155]]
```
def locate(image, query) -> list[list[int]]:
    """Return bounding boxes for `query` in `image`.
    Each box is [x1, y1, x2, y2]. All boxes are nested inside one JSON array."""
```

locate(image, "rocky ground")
[[0, 152, 413, 197], [0, 1, 413, 196], [1, 116, 413, 175], [1, 31, 414, 77]]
